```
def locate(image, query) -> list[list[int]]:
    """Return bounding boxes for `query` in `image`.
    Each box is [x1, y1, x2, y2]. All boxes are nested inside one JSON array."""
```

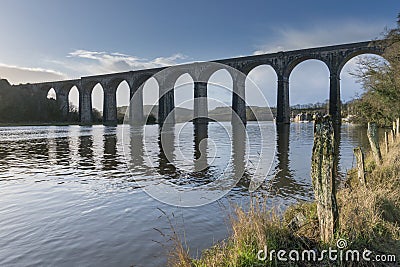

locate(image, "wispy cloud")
[[66, 50, 188, 75], [253, 20, 386, 54], [0, 63, 66, 84]]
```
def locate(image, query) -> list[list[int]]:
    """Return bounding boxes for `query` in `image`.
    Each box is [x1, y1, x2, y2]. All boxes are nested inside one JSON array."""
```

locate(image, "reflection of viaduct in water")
[[268, 124, 342, 198], [270, 124, 306, 197], [15, 41, 384, 125]]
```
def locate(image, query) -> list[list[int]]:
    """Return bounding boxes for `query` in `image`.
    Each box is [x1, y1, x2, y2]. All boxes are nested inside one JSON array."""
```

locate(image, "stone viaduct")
[[14, 40, 385, 125]]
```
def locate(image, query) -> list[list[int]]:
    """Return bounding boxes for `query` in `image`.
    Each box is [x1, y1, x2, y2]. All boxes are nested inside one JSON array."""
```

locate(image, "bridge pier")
[[129, 84, 144, 125], [158, 83, 175, 125], [277, 76, 290, 124], [103, 87, 118, 126], [55, 87, 69, 121], [194, 81, 208, 124], [79, 85, 93, 125], [232, 74, 246, 125], [329, 72, 341, 124]]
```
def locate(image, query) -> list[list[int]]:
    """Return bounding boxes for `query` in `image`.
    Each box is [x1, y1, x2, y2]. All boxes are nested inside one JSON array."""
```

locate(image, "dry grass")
[[169, 134, 400, 266]]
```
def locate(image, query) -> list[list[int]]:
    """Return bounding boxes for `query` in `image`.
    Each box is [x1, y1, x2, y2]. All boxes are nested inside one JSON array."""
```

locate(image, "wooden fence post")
[[384, 132, 389, 154], [311, 115, 338, 242], [391, 129, 396, 143], [353, 147, 366, 186], [367, 122, 383, 165], [397, 118, 399, 137], [393, 121, 397, 137]]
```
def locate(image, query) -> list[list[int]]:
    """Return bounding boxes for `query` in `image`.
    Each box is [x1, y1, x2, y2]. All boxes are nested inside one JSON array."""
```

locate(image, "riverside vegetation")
[[168, 15, 400, 267]]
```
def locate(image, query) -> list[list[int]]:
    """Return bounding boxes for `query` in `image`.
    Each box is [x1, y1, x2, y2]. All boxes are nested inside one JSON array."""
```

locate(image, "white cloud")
[[253, 20, 386, 54], [66, 50, 188, 75], [0, 63, 66, 84]]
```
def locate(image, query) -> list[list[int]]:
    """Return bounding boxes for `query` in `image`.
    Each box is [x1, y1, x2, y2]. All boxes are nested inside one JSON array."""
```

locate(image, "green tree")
[[349, 14, 400, 126]]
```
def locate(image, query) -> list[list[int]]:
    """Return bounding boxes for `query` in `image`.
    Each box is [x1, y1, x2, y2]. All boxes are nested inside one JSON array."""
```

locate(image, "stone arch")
[[107, 77, 128, 91], [240, 61, 279, 77], [337, 49, 385, 75], [285, 56, 329, 78], [198, 64, 234, 82]]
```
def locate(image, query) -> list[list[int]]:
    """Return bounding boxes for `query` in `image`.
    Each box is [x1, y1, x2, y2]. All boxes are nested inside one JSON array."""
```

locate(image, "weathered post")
[[311, 115, 338, 242], [397, 118, 400, 137], [353, 147, 366, 186], [367, 122, 383, 165], [393, 121, 397, 137], [384, 132, 389, 154], [391, 129, 396, 143]]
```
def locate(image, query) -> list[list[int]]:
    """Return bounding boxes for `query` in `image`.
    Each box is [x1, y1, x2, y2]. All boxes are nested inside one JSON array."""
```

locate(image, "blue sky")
[[0, 0, 398, 110]]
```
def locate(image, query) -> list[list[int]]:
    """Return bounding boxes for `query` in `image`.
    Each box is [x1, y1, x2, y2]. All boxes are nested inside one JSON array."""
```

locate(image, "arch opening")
[[142, 77, 159, 124], [116, 80, 130, 124], [174, 73, 194, 123], [91, 83, 104, 123], [289, 59, 330, 121], [47, 88, 56, 100], [246, 65, 277, 120], [207, 69, 233, 120], [68, 86, 79, 122]]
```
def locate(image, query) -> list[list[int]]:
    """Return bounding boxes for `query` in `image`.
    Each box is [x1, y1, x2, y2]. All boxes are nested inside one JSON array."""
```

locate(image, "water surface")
[[0, 122, 368, 266]]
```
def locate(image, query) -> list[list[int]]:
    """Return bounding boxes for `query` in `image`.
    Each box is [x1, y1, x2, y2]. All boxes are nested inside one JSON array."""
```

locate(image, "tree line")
[[0, 80, 62, 123]]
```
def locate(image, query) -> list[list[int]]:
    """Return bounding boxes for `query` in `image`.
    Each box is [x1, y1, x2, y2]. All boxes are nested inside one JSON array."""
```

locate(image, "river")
[[0, 122, 369, 266]]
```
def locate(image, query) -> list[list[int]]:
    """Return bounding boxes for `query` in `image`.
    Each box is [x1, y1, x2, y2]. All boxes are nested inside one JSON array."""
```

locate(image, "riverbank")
[[170, 133, 400, 266]]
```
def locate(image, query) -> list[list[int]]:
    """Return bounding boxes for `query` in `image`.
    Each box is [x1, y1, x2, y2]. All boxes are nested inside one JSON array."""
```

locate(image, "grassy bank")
[[170, 134, 400, 266]]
